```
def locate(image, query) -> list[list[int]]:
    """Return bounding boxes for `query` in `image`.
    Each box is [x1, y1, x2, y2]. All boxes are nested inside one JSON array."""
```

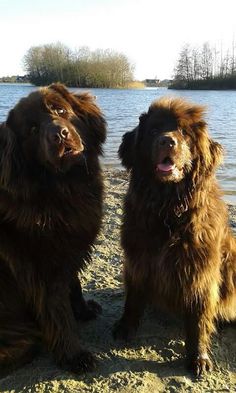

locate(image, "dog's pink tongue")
[[157, 163, 174, 172]]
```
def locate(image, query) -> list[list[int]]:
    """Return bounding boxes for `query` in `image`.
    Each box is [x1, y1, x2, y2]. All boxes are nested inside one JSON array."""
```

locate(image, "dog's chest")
[[126, 222, 206, 308]]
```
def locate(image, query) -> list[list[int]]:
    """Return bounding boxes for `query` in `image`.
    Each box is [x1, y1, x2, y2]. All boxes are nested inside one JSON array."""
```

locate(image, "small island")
[[0, 44, 170, 89]]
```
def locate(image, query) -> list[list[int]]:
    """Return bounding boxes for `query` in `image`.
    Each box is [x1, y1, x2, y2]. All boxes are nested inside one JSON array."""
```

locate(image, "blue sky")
[[0, 0, 235, 79]]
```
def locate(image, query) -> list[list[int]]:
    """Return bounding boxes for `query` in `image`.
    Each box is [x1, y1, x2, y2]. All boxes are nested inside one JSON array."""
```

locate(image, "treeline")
[[169, 42, 236, 89], [23, 43, 134, 88], [0, 75, 29, 83]]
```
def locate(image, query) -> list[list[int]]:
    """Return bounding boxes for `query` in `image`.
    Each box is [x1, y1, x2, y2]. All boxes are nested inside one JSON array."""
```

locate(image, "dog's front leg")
[[113, 270, 147, 340], [37, 280, 96, 373], [184, 304, 215, 377], [70, 276, 102, 321]]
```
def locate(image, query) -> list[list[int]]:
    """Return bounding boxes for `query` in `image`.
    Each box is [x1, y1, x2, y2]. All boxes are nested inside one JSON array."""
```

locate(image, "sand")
[[0, 169, 235, 393]]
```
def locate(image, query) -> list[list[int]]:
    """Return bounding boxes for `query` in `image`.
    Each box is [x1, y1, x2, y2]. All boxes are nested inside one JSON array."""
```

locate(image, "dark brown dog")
[[113, 97, 236, 376], [0, 83, 106, 375]]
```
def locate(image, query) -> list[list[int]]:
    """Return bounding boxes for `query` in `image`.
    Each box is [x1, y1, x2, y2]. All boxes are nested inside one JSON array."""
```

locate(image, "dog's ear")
[[208, 139, 223, 170], [191, 121, 223, 186], [118, 113, 146, 169], [72, 92, 107, 147], [195, 122, 223, 171], [6, 108, 17, 131], [0, 123, 19, 187], [138, 112, 148, 130], [118, 130, 136, 169]]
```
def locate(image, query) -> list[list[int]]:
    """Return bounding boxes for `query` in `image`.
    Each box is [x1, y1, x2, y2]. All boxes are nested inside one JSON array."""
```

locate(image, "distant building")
[[159, 79, 172, 87], [144, 79, 160, 87], [16, 75, 29, 83]]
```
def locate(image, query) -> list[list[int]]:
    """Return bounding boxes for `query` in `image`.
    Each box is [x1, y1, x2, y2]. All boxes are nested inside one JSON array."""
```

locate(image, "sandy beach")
[[0, 169, 235, 393]]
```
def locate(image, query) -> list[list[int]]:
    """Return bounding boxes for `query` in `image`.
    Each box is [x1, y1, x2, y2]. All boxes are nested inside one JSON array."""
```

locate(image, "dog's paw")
[[112, 319, 135, 341], [187, 353, 213, 377], [60, 350, 97, 374], [74, 300, 102, 321]]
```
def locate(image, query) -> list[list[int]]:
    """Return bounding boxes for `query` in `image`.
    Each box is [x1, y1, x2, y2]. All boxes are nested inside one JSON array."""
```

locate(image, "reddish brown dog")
[[113, 97, 236, 376], [0, 84, 106, 375]]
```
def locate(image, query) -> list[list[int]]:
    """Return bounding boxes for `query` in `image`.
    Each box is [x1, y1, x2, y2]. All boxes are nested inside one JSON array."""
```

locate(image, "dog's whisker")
[[83, 155, 89, 175]]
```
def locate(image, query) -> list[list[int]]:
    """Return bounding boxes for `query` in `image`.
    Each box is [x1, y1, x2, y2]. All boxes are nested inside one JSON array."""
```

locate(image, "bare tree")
[[173, 44, 193, 83], [200, 42, 213, 79]]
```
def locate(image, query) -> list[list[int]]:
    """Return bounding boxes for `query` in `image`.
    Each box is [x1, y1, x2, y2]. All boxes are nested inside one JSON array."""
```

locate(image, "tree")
[[173, 44, 193, 87], [23, 44, 134, 88], [24, 43, 72, 85], [192, 47, 201, 80], [170, 40, 236, 89], [200, 42, 213, 79]]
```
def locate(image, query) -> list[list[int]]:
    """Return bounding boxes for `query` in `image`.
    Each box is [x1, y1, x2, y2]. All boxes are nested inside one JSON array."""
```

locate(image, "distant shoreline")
[[1, 81, 236, 91], [169, 87, 236, 91], [0, 81, 146, 89], [0, 82, 33, 85], [168, 78, 236, 90]]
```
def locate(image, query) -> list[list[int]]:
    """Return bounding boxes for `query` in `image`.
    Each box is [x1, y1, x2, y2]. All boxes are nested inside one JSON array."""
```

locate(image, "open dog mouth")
[[59, 144, 83, 158], [156, 157, 176, 174]]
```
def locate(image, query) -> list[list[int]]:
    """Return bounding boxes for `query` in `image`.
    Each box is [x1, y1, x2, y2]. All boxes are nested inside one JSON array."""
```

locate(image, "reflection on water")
[[0, 84, 235, 204]]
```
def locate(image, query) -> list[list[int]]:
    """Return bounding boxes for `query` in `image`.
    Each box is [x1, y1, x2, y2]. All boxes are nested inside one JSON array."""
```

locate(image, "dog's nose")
[[49, 127, 70, 144], [158, 135, 176, 148], [60, 127, 69, 139]]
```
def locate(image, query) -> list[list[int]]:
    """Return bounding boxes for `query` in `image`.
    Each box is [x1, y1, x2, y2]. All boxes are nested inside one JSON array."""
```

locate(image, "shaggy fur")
[[113, 97, 236, 376], [0, 83, 106, 375]]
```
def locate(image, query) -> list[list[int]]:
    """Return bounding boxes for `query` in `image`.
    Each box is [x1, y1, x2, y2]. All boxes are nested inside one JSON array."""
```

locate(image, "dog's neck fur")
[[129, 169, 219, 221]]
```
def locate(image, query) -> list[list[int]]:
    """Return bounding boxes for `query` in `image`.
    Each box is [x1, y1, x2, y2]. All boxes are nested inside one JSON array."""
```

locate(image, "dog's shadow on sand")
[[0, 287, 235, 392]]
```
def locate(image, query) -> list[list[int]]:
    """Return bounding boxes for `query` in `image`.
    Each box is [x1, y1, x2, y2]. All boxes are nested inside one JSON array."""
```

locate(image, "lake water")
[[0, 83, 235, 204]]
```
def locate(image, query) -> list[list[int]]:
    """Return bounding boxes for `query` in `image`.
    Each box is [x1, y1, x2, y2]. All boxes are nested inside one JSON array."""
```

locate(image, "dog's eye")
[[180, 128, 187, 136], [55, 107, 66, 115], [49, 105, 67, 116]]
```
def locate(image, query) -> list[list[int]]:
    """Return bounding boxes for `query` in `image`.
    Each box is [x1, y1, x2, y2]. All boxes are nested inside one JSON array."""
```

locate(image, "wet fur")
[[0, 83, 106, 375], [114, 97, 236, 376]]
